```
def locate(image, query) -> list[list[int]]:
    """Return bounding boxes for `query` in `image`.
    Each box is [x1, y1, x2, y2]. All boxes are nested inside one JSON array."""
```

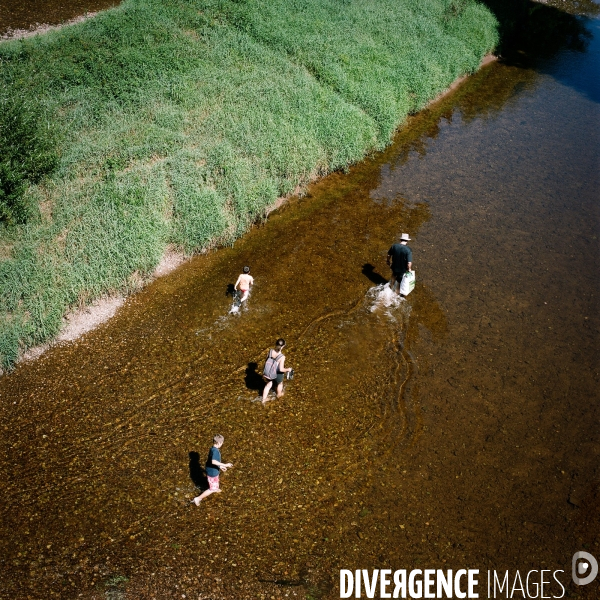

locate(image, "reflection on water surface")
[[1, 6, 599, 600]]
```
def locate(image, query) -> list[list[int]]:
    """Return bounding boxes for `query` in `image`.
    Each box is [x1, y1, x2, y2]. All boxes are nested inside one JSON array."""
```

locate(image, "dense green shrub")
[[0, 95, 58, 225]]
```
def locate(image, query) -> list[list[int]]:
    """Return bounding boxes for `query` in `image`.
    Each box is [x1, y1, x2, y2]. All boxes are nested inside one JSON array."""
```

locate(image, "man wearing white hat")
[[387, 233, 413, 295]]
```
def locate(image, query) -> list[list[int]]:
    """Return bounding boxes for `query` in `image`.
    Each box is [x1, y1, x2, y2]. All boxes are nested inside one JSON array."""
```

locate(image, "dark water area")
[[1, 4, 600, 600]]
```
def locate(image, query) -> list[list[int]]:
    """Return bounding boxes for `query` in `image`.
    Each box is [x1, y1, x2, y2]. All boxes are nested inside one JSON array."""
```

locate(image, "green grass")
[[0, 94, 59, 225], [206, 0, 498, 141], [0, 0, 498, 369]]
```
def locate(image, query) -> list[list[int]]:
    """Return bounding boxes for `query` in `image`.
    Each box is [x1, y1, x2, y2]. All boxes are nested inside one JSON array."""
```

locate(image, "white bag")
[[399, 270, 415, 296]]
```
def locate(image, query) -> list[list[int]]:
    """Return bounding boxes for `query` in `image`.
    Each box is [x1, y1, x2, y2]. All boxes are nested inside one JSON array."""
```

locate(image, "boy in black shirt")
[[192, 435, 233, 506]]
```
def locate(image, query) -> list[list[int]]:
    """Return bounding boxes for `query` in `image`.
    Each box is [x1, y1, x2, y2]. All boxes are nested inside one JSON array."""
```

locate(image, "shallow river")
[[1, 4, 599, 600], [0, 0, 116, 36]]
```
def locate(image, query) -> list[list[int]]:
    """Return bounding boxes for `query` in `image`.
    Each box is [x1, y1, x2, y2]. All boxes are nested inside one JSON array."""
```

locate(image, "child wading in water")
[[234, 266, 254, 303], [192, 435, 233, 506]]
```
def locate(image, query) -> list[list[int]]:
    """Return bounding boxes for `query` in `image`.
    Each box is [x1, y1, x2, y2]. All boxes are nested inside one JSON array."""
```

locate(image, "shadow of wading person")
[[244, 362, 265, 393], [188, 451, 208, 492]]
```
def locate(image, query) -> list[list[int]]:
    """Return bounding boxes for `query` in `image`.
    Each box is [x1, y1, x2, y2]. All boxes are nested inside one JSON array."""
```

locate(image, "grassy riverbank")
[[0, 0, 498, 369]]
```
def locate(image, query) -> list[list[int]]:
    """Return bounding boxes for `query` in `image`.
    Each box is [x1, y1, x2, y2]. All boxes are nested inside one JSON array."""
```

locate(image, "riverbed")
[[0, 0, 115, 38], [1, 3, 599, 599]]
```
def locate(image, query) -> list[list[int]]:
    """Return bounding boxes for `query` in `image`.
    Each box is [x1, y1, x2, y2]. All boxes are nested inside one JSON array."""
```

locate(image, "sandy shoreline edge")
[[1, 12, 101, 41], [13, 53, 497, 370], [17, 249, 188, 366]]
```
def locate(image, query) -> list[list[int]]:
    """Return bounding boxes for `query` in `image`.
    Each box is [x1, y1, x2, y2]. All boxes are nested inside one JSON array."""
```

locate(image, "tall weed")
[[0, 0, 498, 368], [0, 94, 58, 225]]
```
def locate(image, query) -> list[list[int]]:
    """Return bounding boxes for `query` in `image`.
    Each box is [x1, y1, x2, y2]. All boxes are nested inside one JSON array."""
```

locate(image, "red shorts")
[[207, 475, 220, 491]]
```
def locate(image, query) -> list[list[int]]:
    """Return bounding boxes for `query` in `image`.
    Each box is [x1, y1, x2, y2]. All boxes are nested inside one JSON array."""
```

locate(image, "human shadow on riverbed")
[[244, 362, 265, 392], [189, 451, 208, 491], [225, 283, 235, 297], [362, 263, 388, 286]]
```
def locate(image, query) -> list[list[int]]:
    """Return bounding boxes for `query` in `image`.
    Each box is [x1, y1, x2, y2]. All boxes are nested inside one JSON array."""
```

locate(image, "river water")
[[0, 0, 116, 37], [1, 3, 599, 600]]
